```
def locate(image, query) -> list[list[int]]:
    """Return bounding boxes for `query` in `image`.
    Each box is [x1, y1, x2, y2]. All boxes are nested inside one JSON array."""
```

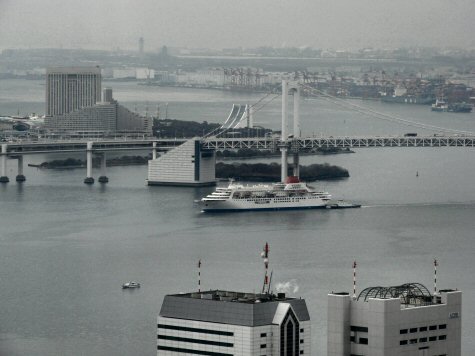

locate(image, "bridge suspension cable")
[[203, 91, 279, 138], [301, 84, 475, 136]]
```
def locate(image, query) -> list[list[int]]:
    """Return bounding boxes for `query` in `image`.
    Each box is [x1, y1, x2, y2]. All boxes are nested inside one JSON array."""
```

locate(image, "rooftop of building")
[[46, 66, 101, 74], [330, 283, 460, 308], [170, 290, 296, 303], [159, 290, 310, 326]]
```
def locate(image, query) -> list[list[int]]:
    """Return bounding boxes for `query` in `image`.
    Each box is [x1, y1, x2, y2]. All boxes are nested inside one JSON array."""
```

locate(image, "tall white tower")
[[281, 80, 301, 182]]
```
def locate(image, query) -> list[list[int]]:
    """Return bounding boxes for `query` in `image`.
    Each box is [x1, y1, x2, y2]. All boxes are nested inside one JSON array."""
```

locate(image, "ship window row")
[[157, 345, 233, 356], [399, 335, 447, 345], [400, 324, 446, 334], [158, 334, 233, 347], [157, 323, 234, 336]]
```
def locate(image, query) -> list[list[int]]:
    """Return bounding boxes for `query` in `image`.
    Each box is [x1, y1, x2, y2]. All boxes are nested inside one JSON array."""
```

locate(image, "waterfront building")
[[157, 290, 310, 356], [45, 87, 152, 135], [328, 284, 461, 356], [46, 66, 101, 116]]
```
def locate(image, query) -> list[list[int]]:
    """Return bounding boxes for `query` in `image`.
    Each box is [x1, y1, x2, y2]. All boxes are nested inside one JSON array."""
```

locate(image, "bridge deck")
[[1, 136, 474, 156], [201, 135, 475, 151]]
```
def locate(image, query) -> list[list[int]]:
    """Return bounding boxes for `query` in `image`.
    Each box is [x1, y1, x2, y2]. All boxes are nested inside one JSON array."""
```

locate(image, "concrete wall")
[[148, 139, 216, 186]]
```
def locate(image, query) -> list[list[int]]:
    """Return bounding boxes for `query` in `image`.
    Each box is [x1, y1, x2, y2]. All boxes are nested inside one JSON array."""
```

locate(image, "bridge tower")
[[281, 80, 301, 182], [0, 144, 9, 183]]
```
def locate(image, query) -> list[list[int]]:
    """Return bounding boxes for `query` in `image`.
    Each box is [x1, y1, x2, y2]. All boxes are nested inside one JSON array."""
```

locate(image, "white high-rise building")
[[46, 66, 101, 116], [327, 283, 461, 356], [157, 290, 311, 356]]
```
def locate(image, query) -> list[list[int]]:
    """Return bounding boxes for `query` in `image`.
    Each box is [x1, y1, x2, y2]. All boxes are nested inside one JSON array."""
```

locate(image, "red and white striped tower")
[[198, 259, 202, 292], [261, 242, 270, 294], [434, 258, 438, 295], [353, 260, 357, 299]]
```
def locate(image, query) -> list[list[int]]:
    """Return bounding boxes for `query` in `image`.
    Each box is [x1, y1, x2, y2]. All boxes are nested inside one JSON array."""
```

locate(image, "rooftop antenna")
[[197, 259, 202, 292], [353, 260, 357, 300], [434, 258, 438, 295], [260, 242, 270, 294], [267, 270, 273, 294]]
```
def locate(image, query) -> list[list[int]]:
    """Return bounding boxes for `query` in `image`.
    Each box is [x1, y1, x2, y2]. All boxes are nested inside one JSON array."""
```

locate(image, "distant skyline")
[[1, 0, 475, 52]]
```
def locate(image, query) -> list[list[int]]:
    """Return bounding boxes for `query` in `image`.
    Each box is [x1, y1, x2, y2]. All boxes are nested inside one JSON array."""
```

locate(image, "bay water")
[[1, 80, 475, 355]]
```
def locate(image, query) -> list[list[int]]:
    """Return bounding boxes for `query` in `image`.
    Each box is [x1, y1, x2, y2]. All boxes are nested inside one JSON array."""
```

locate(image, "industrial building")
[[327, 283, 461, 356], [157, 290, 311, 356]]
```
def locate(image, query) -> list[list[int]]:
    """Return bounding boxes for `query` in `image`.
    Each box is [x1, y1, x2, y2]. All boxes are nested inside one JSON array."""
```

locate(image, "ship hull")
[[201, 198, 329, 212]]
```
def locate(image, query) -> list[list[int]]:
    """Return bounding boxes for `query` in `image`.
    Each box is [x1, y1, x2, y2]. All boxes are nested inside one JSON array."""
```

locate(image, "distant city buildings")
[[157, 290, 311, 356], [328, 284, 461, 356], [44, 67, 152, 135]]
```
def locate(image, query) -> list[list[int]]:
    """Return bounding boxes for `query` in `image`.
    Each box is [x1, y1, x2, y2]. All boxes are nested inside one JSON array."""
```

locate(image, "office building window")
[[439, 335, 447, 341], [400, 329, 408, 334], [261, 333, 267, 337], [410, 339, 417, 344], [439, 324, 447, 330], [429, 336, 437, 342], [359, 338, 368, 345], [260, 344, 267, 349], [419, 337, 427, 343], [429, 325, 437, 331], [400, 340, 408, 345], [351, 326, 368, 332], [419, 326, 427, 332], [410, 328, 417, 333]]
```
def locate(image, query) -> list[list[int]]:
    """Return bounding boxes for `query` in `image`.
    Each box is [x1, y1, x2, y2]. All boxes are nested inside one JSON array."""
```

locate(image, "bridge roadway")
[[2, 135, 475, 156], [1, 138, 187, 155], [201, 135, 475, 151], [1, 135, 474, 184]]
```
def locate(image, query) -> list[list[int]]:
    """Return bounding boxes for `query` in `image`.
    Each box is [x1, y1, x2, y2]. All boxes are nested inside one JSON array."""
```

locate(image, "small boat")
[[326, 200, 361, 209], [122, 282, 141, 289], [431, 98, 448, 112]]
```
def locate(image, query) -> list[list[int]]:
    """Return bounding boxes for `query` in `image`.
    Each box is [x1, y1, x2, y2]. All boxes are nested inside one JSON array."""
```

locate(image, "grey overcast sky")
[[1, 0, 474, 51]]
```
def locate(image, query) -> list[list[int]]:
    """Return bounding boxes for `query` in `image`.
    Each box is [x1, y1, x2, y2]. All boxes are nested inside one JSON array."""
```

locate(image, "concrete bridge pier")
[[292, 153, 300, 177], [98, 153, 108, 183], [152, 141, 157, 160], [16, 156, 26, 182], [84, 141, 94, 184], [0, 144, 9, 183]]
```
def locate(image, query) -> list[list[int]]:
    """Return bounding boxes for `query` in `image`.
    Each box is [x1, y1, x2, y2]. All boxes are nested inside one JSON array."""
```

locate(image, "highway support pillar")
[[16, 156, 26, 182], [152, 141, 157, 160], [98, 153, 108, 183], [0, 144, 9, 183], [293, 153, 300, 177], [84, 141, 94, 184]]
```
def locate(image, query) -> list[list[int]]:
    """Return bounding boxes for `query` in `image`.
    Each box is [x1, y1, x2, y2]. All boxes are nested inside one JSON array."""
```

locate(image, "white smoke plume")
[[275, 279, 299, 294]]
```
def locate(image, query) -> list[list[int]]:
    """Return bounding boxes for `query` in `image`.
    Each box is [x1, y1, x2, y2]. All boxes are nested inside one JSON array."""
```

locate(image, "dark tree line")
[[216, 162, 349, 181]]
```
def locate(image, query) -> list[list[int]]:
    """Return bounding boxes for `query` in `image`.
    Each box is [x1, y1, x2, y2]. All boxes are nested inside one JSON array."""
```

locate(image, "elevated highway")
[[2, 134, 474, 184], [201, 135, 475, 151]]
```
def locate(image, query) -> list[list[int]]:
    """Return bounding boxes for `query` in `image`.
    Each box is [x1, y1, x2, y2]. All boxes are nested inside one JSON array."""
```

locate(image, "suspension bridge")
[[1, 80, 474, 184]]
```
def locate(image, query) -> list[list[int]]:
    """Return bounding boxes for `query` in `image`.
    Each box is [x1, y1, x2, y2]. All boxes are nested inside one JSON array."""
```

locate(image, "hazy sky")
[[1, 0, 474, 51]]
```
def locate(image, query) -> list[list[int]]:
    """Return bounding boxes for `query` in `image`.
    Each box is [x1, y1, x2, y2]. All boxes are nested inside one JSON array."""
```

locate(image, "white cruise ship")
[[201, 177, 331, 212]]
